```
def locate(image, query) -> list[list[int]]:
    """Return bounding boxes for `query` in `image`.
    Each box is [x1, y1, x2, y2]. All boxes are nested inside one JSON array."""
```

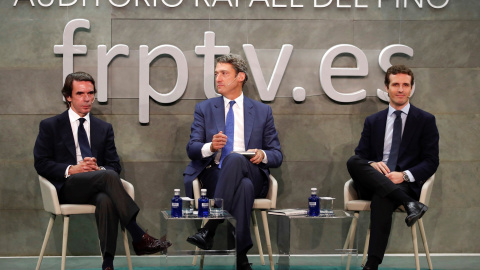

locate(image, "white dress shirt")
[[64, 108, 91, 177]]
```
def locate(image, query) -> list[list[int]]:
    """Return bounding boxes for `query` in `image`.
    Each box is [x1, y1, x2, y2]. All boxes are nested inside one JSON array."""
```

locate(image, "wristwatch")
[[402, 171, 411, 182]]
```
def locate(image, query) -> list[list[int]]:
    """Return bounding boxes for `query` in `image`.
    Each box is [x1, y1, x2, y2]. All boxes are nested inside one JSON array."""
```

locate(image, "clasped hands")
[[210, 131, 264, 164], [69, 157, 101, 175], [369, 161, 404, 184]]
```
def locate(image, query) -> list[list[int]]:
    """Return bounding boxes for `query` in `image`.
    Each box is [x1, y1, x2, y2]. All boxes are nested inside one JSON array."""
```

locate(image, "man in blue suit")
[[34, 72, 171, 270], [347, 65, 439, 270], [184, 54, 283, 270]]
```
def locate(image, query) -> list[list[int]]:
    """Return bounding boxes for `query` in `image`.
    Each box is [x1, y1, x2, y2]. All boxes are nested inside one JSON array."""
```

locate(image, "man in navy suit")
[[34, 72, 171, 270], [347, 65, 439, 270], [183, 54, 283, 270]]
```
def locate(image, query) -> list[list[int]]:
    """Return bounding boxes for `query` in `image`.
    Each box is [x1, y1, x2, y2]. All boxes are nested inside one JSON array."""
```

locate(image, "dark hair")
[[216, 54, 249, 86], [384, 65, 414, 87], [61, 72, 97, 108]]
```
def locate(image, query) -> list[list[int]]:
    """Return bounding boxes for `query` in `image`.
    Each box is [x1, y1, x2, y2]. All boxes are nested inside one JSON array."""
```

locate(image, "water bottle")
[[198, 189, 210, 217], [308, 188, 320, 216], [171, 189, 182, 217]]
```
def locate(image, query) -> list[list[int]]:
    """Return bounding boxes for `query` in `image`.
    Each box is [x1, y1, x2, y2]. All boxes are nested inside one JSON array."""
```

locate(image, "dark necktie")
[[219, 101, 235, 168], [387, 110, 402, 171], [78, 118, 92, 159]]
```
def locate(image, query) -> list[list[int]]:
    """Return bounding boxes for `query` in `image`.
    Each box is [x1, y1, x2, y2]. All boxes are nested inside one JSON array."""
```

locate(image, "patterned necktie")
[[387, 110, 402, 171], [78, 118, 92, 159], [219, 101, 235, 168]]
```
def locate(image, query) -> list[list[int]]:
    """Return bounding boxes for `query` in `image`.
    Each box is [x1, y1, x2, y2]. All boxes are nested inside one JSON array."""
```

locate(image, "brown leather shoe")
[[133, 232, 172, 255]]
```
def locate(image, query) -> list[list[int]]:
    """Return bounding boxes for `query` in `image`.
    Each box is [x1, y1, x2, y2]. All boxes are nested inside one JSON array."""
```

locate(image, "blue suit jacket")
[[34, 110, 121, 191], [354, 104, 439, 197], [183, 96, 283, 198]]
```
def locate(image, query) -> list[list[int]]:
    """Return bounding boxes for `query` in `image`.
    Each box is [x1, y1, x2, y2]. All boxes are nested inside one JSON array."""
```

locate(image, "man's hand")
[[210, 131, 228, 152], [248, 149, 265, 164], [68, 157, 100, 175], [386, 171, 404, 184], [370, 161, 390, 175]]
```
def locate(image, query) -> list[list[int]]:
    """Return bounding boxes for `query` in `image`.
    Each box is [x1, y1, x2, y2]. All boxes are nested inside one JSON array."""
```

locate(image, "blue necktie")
[[219, 101, 235, 168], [387, 110, 402, 171], [78, 118, 92, 159]]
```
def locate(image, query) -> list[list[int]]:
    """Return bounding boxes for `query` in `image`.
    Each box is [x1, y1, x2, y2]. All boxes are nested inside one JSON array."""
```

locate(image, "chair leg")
[[418, 219, 433, 270], [123, 228, 133, 270], [261, 210, 274, 270], [411, 223, 420, 270], [192, 218, 208, 266], [36, 214, 56, 270], [251, 210, 265, 265], [344, 212, 359, 270], [62, 215, 70, 270], [362, 226, 370, 267]]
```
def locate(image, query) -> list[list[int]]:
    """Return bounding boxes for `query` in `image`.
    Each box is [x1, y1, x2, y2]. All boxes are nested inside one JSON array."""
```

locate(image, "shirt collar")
[[223, 92, 244, 110], [68, 108, 90, 124], [388, 103, 410, 116]]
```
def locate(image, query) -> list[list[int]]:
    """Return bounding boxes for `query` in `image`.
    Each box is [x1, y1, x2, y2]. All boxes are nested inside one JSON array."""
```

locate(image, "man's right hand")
[[370, 161, 390, 175], [210, 131, 228, 152]]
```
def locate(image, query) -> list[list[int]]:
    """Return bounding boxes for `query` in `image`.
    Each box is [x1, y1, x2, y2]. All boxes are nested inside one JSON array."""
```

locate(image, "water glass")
[[209, 198, 224, 217], [181, 197, 194, 217]]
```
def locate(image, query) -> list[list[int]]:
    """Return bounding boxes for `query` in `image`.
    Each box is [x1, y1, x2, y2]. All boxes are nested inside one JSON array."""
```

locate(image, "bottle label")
[[202, 203, 209, 208], [172, 203, 179, 208], [309, 202, 317, 206]]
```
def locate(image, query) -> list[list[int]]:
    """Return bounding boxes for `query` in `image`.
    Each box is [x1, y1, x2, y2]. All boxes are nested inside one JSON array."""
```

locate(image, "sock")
[[126, 219, 145, 242], [387, 188, 415, 204], [102, 253, 114, 270]]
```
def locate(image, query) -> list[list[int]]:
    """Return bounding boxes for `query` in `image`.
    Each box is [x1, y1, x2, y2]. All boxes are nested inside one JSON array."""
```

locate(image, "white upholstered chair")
[[192, 174, 278, 270], [343, 175, 435, 270], [35, 175, 134, 270]]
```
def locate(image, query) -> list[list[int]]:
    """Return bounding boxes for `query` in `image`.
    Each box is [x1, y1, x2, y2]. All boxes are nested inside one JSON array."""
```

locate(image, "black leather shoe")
[[186, 228, 214, 250], [404, 201, 428, 227], [104, 267, 114, 270], [133, 232, 172, 255], [362, 266, 378, 270], [237, 261, 253, 270]]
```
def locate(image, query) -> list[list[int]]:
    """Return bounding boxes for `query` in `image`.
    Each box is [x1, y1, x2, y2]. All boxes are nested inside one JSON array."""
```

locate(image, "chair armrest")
[[121, 178, 135, 200], [38, 176, 62, 215], [267, 175, 278, 209], [419, 174, 435, 206], [344, 179, 359, 210], [192, 178, 201, 209]]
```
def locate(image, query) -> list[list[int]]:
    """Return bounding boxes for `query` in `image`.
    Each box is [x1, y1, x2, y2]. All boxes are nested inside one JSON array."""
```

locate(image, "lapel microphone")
[[225, 75, 238, 87]]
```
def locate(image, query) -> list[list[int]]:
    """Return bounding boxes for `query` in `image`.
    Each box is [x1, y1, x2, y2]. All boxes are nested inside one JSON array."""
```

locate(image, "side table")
[[160, 210, 236, 269], [269, 210, 358, 270]]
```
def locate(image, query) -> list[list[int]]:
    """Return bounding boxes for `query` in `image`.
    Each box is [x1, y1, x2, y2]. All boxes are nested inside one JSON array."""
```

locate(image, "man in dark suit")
[[347, 65, 439, 270], [183, 54, 283, 270], [34, 72, 171, 270]]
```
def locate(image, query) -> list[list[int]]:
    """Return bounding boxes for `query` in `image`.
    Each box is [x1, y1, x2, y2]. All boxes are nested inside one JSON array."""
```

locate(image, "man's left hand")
[[386, 171, 404, 184], [83, 157, 101, 171], [248, 149, 264, 164]]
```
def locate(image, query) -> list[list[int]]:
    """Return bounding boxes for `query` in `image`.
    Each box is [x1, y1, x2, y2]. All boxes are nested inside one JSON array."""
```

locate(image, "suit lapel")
[[375, 109, 388, 161], [399, 105, 418, 158], [212, 97, 225, 133], [244, 96, 255, 148], [58, 111, 76, 159]]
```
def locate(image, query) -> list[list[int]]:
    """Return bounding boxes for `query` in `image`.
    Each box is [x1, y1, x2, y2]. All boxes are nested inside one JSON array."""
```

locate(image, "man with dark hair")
[[34, 72, 171, 270], [183, 54, 283, 270], [347, 65, 439, 270]]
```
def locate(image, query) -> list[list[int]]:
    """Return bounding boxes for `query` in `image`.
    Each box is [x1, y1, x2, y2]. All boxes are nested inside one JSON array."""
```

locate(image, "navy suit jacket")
[[34, 110, 121, 191], [354, 104, 439, 197], [183, 96, 283, 198]]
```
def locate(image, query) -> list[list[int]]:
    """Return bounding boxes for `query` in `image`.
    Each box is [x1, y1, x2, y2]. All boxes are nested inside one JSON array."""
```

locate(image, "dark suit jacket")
[[183, 96, 283, 198], [354, 104, 439, 197], [34, 110, 121, 191]]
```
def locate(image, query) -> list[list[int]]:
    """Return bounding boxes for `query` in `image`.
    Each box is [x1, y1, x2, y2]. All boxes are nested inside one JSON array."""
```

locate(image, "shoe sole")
[[186, 237, 213, 250]]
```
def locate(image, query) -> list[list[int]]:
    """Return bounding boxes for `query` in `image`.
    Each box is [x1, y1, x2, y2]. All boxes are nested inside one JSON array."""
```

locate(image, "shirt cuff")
[[261, 150, 268, 164], [201, 143, 215, 158], [65, 165, 72, 178], [405, 170, 415, 183]]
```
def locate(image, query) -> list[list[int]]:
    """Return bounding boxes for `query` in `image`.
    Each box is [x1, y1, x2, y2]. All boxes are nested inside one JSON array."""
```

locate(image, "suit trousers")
[[199, 153, 269, 254], [58, 170, 140, 257], [347, 155, 417, 262]]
